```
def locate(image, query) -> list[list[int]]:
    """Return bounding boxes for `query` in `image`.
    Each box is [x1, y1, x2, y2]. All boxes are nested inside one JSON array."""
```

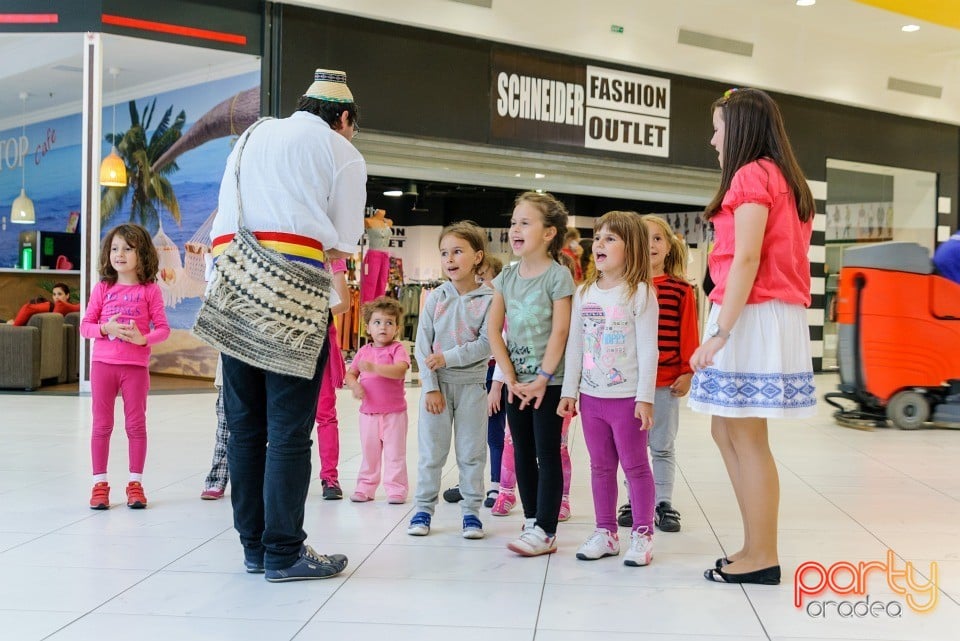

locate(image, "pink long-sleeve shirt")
[[80, 281, 170, 367]]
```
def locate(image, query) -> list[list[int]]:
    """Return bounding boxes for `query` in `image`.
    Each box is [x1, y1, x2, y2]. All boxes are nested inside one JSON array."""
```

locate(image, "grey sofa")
[[62, 312, 80, 383], [0, 312, 66, 390]]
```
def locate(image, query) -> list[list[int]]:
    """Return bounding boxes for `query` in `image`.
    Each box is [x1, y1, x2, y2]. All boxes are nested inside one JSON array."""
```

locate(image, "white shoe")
[[623, 529, 653, 566], [507, 524, 557, 556], [576, 528, 620, 560]]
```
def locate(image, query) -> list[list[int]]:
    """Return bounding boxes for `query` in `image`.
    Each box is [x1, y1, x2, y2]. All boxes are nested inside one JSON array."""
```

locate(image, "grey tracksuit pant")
[[414, 381, 488, 518], [649, 386, 680, 505]]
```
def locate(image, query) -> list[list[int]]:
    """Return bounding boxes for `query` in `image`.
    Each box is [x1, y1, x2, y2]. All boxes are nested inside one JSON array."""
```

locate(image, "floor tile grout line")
[[805, 421, 960, 505], [775, 457, 960, 609], [39, 525, 236, 641], [676, 462, 774, 641]]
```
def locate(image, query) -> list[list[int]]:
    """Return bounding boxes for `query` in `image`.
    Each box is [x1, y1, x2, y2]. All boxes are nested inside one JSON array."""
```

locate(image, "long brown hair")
[[705, 88, 814, 223], [579, 211, 650, 304], [98, 224, 158, 285], [515, 191, 568, 262], [641, 215, 688, 281]]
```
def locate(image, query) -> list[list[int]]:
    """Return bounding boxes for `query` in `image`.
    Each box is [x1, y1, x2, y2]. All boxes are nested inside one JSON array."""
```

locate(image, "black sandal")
[[714, 556, 732, 569], [704, 565, 781, 585]]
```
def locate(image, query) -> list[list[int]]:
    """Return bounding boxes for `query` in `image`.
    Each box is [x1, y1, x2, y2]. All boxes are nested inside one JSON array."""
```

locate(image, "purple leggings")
[[579, 394, 654, 533]]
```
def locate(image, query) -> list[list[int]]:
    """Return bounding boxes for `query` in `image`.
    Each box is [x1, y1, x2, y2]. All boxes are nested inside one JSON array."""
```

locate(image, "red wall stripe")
[[101, 14, 247, 46], [0, 13, 59, 24]]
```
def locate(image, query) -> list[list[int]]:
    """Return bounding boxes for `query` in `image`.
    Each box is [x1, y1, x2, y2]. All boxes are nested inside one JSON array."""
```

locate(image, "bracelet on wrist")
[[537, 368, 555, 382]]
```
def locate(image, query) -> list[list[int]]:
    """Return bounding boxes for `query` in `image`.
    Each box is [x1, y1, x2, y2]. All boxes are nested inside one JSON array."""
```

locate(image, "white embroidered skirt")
[[688, 300, 816, 419]]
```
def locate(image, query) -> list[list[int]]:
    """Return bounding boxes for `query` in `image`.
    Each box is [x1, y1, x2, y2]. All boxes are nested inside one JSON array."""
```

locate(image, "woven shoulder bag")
[[193, 118, 332, 379]]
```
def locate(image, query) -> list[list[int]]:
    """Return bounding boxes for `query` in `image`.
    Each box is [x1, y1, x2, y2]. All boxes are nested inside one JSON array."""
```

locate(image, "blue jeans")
[[222, 342, 328, 570]]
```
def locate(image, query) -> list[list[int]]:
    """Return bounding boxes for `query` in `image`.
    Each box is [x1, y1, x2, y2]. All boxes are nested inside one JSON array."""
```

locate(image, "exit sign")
[[610, 24, 624, 33]]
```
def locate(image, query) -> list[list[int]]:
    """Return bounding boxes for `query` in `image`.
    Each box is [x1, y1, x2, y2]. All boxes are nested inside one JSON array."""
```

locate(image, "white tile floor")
[[1, 373, 959, 640]]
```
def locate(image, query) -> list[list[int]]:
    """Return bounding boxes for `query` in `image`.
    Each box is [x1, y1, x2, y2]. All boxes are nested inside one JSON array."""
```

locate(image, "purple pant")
[[580, 394, 654, 533], [90, 361, 150, 475]]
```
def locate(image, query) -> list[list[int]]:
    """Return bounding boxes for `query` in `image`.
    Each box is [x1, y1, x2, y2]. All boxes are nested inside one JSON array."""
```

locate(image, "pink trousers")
[[90, 361, 150, 475], [315, 324, 345, 484], [355, 410, 408, 499], [361, 249, 390, 303]]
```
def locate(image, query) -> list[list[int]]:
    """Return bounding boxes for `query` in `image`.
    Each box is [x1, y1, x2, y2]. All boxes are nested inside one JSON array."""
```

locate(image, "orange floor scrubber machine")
[[824, 242, 960, 429]]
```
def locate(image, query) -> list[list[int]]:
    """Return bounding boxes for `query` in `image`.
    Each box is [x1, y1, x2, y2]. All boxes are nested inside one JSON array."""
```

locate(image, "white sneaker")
[[507, 524, 557, 556], [623, 529, 653, 566], [576, 529, 620, 560]]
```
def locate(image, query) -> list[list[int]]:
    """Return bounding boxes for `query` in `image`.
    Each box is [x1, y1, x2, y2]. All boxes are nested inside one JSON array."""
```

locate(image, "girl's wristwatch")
[[706, 323, 730, 340]]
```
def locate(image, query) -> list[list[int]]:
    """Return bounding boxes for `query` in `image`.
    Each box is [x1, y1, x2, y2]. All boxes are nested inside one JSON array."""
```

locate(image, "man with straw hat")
[[210, 68, 366, 582]]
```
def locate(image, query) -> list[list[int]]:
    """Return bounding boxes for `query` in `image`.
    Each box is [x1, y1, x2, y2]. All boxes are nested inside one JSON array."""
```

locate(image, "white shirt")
[[212, 111, 367, 255], [561, 282, 659, 403]]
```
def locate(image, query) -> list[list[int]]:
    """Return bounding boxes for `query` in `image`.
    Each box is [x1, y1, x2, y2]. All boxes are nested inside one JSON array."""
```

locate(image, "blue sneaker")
[[244, 558, 265, 574], [407, 511, 431, 536], [462, 514, 484, 539], [264, 545, 348, 583]]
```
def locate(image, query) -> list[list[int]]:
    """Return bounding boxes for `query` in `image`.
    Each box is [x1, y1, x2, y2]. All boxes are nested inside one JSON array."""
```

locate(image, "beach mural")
[[0, 71, 260, 379]]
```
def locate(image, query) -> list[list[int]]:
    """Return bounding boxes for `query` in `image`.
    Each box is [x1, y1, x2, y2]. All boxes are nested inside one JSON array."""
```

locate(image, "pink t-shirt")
[[79, 281, 170, 367], [708, 159, 813, 307], [349, 341, 409, 414]]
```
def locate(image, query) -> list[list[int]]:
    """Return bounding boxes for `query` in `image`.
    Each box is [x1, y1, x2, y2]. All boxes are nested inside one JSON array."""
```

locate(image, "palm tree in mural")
[[101, 98, 186, 232]]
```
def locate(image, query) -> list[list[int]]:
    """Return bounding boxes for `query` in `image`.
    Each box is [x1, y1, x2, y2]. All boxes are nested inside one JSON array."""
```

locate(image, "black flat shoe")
[[714, 557, 732, 570], [704, 565, 781, 585]]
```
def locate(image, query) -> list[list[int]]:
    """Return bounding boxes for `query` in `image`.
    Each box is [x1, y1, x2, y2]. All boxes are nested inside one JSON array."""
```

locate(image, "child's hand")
[[348, 381, 365, 400], [118, 319, 146, 346], [101, 314, 122, 338], [670, 373, 692, 397], [690, 337, 726, 371], [516, 376, 547, 410], [557, 397, 577, 418], [634, 401, 653, 430], [425, 390, 446, 415], [357, 360, 374, 373], [488, 381, 503, 416], [424, 353, 446, 370]]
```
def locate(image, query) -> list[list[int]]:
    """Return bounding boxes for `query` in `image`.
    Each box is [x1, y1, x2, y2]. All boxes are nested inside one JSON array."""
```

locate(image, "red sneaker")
[[90, 482, 110, 510], [126, 481, 148, 509]]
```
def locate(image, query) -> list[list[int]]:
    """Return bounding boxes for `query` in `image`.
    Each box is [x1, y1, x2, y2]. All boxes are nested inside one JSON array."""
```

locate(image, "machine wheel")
[[886, 390, 930, 430]]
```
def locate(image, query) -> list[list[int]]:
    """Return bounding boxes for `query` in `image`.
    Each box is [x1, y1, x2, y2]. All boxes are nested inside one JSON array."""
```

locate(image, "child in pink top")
[[80, 224, 170, 510], [345, 296, 410, 503]]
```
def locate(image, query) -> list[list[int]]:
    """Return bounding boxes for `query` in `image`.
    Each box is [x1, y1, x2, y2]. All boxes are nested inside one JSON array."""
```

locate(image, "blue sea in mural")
[[1, 71, 259, 332]]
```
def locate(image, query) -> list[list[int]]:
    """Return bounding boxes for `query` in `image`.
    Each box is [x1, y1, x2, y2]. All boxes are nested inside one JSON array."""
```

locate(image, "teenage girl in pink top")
[[689, 88, 815, 586], [81, 224, 170, 510]]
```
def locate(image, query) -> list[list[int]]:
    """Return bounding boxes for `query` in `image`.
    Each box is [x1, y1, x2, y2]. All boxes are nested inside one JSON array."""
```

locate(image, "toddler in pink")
[[344, 296, 410, 503], [80, 224, 169, 510]]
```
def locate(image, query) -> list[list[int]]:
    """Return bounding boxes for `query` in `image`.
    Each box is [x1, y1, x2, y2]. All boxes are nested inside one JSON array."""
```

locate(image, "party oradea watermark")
[[795, 550, 938, 619]]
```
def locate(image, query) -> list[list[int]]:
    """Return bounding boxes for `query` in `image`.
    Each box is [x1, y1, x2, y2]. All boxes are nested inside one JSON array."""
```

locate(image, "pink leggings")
[[315, 324, 345, 484], [90, 361, 150, 475], [499, 415, 571, 495], [360, 249, 390, 303]]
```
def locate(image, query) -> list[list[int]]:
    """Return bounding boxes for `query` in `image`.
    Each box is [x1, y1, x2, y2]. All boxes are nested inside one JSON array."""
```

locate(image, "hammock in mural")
[[182, 209, 216, 298], [153, 222, 188, 308]]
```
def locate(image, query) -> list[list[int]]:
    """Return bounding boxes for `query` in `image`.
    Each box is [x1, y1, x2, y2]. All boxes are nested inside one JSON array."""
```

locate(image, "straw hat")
[[304, 69, 354, 103]]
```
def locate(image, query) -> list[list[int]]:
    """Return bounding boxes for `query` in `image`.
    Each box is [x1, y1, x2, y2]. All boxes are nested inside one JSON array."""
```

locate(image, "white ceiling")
[[287, 0, 960, 125], [0, 33, 259, 132], [1, 0, 957, 132]]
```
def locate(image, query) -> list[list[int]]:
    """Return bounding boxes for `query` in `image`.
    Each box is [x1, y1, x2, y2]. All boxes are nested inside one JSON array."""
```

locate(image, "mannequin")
[[361, 209, 393, 303]]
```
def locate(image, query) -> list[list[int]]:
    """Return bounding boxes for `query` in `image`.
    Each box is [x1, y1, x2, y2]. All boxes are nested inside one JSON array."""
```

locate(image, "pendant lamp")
[[10, 92, 35, 224], [99, 67, 127, 188]]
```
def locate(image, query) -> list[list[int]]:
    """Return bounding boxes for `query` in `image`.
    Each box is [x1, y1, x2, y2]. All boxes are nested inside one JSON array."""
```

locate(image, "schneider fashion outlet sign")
[[491, 50, 670, 158]]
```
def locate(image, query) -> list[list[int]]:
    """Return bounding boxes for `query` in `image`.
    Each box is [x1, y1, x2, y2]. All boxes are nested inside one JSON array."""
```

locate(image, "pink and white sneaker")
[[558, 495, 571, 521], [491, 488, 516, 516]]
